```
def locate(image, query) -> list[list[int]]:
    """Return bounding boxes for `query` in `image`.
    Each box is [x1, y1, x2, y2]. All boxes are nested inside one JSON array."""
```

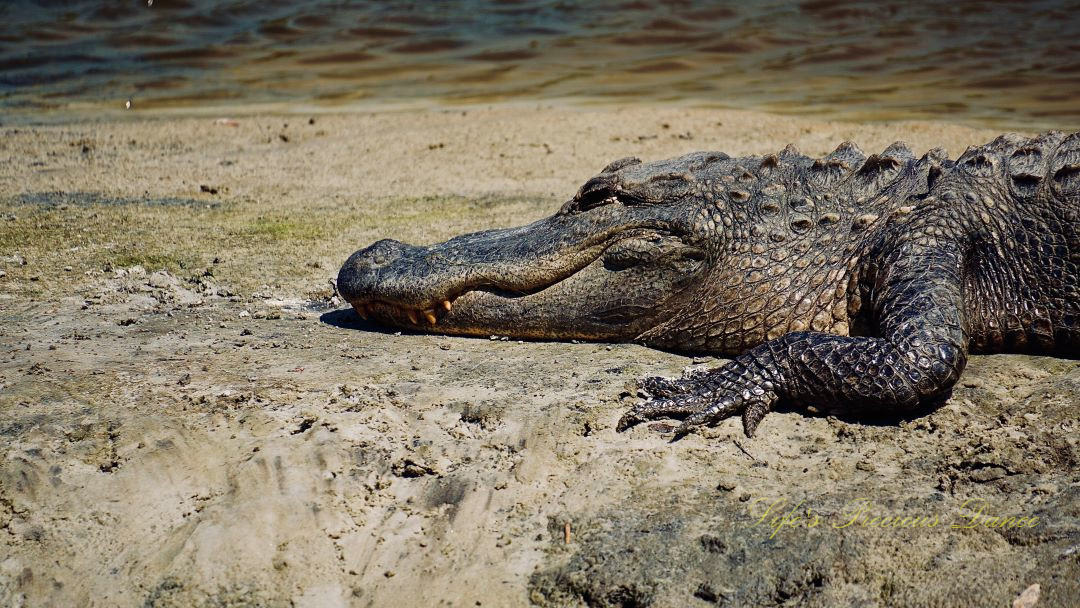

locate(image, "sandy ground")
[[1, 105, 1078, 607]]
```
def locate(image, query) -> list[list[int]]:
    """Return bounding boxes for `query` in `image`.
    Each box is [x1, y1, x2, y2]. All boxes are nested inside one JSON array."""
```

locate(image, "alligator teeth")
[[353, 304, 443, 324], [442, 299, 452, 311]]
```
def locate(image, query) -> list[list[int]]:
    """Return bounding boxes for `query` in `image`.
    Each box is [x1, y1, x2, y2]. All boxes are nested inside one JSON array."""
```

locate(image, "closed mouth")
[[344, 227, 684, 327]]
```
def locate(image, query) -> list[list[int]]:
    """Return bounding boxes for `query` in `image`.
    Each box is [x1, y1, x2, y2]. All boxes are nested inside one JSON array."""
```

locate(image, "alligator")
[[337, 132, 1080, 437]]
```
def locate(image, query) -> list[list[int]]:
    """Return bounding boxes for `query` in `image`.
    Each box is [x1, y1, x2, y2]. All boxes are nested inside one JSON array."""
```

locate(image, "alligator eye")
[[573, 189, 620, 213], [568, 175, 653, 214], [571, 174, 626, 214], [583, 195, 620, 212]]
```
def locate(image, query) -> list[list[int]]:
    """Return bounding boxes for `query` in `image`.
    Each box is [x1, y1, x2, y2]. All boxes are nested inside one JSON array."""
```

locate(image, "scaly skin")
[[338, 132, 1080, 437]]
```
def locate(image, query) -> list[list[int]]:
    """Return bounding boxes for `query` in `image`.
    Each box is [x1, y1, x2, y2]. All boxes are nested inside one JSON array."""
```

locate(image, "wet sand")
[[1, 106, 1077, 607]]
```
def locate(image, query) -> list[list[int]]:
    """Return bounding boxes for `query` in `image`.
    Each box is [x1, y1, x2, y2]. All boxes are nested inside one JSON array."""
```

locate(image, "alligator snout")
[[338, 236, 470, 326], [337, 238, 423, 305]]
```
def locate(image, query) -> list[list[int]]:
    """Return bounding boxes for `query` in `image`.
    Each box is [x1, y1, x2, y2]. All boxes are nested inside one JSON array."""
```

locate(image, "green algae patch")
[[0, 195, 226, 295], [235, 216, 324, 241]]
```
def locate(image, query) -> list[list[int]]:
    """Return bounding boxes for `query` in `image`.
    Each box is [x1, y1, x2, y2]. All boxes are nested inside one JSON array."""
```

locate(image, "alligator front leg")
[[619, 237, 971, 438]]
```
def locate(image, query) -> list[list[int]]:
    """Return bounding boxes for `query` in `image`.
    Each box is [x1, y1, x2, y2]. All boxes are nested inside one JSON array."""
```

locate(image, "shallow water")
[[2, 0, 1079, 129]]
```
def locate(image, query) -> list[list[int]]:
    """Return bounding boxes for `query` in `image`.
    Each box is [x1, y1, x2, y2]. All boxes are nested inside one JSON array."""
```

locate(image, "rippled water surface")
[[3, 0, 1079, 128]]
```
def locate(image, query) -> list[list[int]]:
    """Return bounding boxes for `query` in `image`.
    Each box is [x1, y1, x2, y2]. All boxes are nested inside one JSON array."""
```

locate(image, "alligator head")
[[337, 152, 742, 346]]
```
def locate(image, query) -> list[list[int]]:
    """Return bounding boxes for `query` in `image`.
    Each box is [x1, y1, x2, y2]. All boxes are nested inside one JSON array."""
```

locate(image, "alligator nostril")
[[364, 238, 407, 268]]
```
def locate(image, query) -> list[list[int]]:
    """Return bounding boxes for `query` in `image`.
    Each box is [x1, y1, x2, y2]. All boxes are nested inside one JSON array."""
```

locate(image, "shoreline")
[[5, 96, 1076, 134]]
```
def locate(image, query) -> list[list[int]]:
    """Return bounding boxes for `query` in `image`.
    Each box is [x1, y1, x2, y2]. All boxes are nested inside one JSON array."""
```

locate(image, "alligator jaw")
[[337, 205, 702, 340], [338, 235, 614, 336]]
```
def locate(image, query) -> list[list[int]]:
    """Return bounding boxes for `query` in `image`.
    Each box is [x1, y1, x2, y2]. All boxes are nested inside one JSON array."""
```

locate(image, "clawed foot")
[[617, 363, 778, 438]]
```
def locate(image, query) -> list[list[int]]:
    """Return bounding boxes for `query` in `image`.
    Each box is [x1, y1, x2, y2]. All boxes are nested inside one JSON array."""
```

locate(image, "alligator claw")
[[637, 371, 708, 399], [742, 401, 770, 437], [618, 363, 778, 438]]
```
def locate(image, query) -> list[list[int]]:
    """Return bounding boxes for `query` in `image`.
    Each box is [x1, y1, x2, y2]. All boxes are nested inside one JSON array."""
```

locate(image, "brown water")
[[2, 0, 1079, 129]]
